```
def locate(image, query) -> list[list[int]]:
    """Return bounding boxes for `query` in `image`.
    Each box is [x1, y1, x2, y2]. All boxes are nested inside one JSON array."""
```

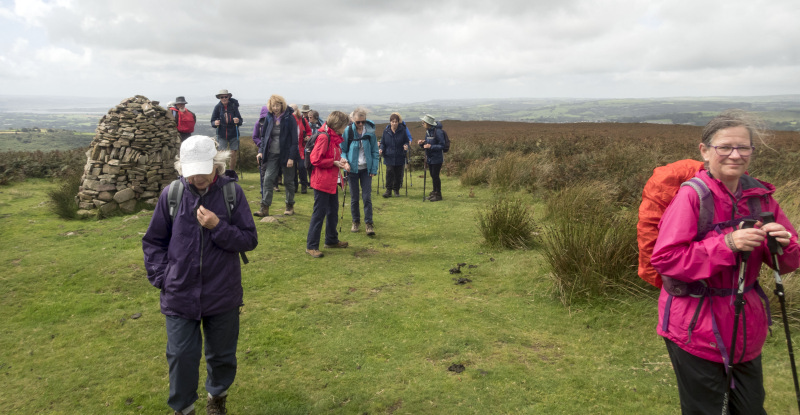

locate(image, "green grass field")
[[2, 173, 799, 414]]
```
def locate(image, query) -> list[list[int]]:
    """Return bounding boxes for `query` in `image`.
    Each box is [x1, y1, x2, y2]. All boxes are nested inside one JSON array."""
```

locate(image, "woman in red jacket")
[[305, 111, 351, 258]]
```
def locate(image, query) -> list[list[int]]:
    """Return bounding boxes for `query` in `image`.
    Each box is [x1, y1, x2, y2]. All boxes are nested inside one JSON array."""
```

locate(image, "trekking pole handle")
[[739, 219, 758, 262], [760, 212, 784, 256]]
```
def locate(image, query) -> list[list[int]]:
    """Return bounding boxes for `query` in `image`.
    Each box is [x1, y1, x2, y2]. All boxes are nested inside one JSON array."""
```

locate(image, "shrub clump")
[[48, 169, 83, 220], [541, 181, 644, 305], [476, 197, 538, 249], [460, 158, 492, 186], [490, 152, 536, 191]]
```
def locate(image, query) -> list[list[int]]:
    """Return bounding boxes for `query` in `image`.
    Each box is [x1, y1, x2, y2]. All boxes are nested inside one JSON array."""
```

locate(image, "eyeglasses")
[[709, 145, 754, 156], [355, 121, 365, 125], [220, 96, 230, 99]]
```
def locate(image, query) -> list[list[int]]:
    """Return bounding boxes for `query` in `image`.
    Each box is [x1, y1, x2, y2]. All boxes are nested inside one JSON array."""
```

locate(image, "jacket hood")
[[696, 169, 774, 200], [258, 105, 270, 118]]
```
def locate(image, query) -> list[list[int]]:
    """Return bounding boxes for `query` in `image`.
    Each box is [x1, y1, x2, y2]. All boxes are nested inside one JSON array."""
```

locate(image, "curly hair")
[[267, 95, 287, 115]]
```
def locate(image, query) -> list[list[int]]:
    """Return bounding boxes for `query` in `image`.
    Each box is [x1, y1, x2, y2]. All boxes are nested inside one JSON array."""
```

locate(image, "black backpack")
[[166, 176, 249, 264], [441, 127, 451, 153], [304, 130, 329, 173]]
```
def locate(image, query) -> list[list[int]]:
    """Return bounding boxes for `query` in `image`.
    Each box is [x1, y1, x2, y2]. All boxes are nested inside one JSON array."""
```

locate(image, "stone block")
[[113, 188, 136, 203]]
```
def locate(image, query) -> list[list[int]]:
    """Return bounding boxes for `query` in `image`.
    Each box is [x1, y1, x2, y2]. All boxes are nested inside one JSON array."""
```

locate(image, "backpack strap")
[[681, 177, 715, 240], [222, 181, 249, 265], [167, 179, 184, 224]]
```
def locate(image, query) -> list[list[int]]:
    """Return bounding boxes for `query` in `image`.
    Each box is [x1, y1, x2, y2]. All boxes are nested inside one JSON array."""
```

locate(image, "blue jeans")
[[348, 169, 373, 224], [165, 307, 240, 413], [306, 189, 341, 250]]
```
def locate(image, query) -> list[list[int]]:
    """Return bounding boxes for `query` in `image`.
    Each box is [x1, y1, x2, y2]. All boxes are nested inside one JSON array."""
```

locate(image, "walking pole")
[[760, 212, 800, 413], [338, 172, 349, 234], [404, 150, 408, 197], [722, 218, 758, 414], [422, 157, 428, 202], [376, 154, 382, 197], [408, 150, 413, 188]]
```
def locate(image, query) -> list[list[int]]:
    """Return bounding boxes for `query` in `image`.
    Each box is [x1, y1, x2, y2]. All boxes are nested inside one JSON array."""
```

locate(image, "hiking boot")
[[301, 184, 308, 194], [324, 241, 349, 249], [429, 191, 442, 202], [306, 249, 324, 258], [365, 223, 375, 236], [382, 190, 391, 198], [394, 190, 400, 197], [273, 185, 280, 192], [253, 204, 269, 217], [351, 221, 360, 233], [207, 395, 227, 415], [284, 203, 294, 216]]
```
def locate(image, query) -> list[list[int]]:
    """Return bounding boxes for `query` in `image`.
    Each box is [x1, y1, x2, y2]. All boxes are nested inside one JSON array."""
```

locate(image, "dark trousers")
[[664, 338, 766, 415], [348, 169, 373, 224], [429, 163, 442, 193], [385, 164, 404, 191], [297, 161, 310, 188], [306, 189, 340, 250], [165, 308, 240, 412]]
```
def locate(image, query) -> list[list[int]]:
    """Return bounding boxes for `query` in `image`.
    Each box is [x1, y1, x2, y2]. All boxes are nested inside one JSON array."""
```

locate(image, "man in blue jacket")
[[142, 135, 258, 415], [210, 89, 243, 172]]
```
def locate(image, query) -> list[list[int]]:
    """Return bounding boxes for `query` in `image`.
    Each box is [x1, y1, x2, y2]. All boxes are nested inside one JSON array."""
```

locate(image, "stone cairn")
[[76, 95, 180, 217]]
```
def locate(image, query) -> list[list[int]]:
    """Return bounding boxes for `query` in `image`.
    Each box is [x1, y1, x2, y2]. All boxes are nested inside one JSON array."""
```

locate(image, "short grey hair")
[[352, 106, 369, 119], [701, 109, 765, 146], [174, 150, 231, 176]]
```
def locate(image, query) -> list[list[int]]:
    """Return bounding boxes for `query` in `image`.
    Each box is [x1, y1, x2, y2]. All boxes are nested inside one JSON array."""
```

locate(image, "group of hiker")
[[145, 104, 800, 415], [148, 91, 449, 415]]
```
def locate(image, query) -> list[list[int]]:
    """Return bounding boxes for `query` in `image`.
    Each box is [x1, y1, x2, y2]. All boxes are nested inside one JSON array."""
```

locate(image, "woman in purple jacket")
[[142, 135, 258, 415]]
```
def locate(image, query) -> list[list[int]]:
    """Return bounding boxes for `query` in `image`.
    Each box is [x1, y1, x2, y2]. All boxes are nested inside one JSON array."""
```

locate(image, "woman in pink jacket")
[[652, 110, 799, 414]]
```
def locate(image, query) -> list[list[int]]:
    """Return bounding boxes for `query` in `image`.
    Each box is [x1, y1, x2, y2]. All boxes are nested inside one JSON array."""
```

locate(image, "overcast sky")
[[1, 0, 799, 105]]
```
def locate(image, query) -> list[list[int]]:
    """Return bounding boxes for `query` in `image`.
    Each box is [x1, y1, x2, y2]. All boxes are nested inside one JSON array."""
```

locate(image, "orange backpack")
[[637, 159, 704, 288]]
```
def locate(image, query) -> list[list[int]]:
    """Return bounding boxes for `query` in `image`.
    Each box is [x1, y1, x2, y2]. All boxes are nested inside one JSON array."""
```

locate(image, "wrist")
[[725, 233, 740, 253]]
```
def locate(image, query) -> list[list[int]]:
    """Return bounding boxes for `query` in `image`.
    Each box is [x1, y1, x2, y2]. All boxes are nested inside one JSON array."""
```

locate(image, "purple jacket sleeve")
[[208, 183, 258, 253], [141, 188, 172, 289]]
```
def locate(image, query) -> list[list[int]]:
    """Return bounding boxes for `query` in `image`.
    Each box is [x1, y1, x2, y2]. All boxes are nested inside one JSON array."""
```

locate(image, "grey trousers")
[[165, 308, 240, 412], [260, 152, 296, 207]]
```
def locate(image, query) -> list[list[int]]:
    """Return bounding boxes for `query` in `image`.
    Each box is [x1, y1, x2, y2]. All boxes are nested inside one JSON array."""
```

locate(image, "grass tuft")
[[47, 170, 82, 220], [541, 182, 645, 305], [476, 197, 538, 249]]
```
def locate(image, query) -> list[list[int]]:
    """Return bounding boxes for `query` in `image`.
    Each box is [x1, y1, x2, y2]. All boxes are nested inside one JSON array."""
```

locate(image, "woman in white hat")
[[142, 135, 257, 415]]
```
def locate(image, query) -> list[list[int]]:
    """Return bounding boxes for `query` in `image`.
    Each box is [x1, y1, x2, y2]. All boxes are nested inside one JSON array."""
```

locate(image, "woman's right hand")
[[256, 153, 262, 162]]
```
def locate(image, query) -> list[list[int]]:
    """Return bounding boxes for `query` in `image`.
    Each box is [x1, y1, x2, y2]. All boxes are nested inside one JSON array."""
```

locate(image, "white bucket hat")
[[180, 135, 217, 177], [216, 89, 232, 99], [420, 114, 436, 125]]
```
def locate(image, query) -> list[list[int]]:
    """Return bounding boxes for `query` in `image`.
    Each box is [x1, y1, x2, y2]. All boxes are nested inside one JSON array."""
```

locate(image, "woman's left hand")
[[197, 205, 219, 230], [287, 159, 294, 168], [762, 222, 793, 247]]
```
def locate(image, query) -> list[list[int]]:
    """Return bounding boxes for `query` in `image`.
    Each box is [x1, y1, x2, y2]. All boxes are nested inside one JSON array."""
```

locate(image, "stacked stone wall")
[[76, 95, 180, 216]]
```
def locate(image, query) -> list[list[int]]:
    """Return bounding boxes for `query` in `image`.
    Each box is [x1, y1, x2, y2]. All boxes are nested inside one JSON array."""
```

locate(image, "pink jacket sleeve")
[[651, 186, 737, 282]]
